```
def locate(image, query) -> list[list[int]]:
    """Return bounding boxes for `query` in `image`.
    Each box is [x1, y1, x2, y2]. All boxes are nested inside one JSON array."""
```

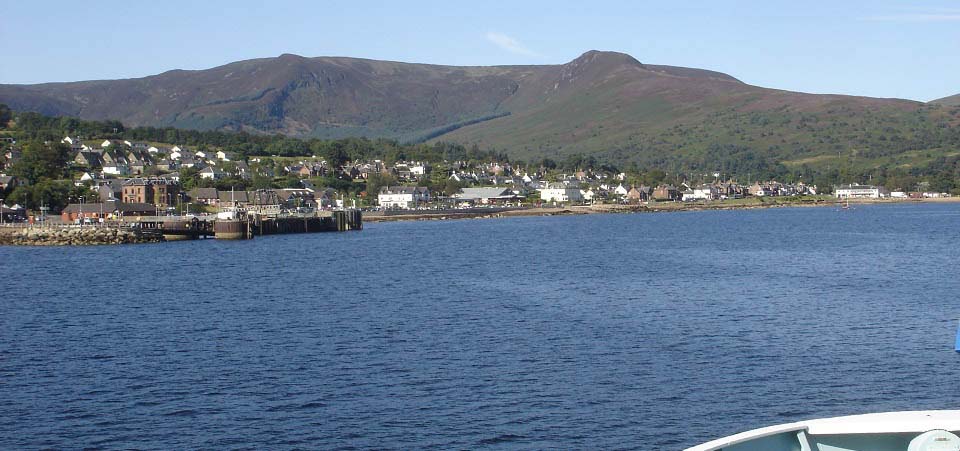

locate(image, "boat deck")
[[687, 410, 960, 451]]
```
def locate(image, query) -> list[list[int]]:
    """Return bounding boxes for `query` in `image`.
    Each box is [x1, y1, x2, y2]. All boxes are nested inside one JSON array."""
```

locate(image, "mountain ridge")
[[932, 94, 960, 106], [1, 51, 956, 170]]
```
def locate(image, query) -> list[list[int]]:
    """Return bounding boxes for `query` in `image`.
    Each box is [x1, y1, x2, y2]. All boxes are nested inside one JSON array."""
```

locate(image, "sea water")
[[2, 203, 959, 449]]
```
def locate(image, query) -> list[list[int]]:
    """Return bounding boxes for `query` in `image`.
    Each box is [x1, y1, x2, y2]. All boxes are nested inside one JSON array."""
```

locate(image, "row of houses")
[[833, 184, 951, 199], [64, 137, 239, 160], [60, 199, 161, 222], [374, 184, 678, 209], [73, 147, 157, 176], [186, 187, 338, 210], [71, 145, 253, 180], [279, 159, 432, 181], [57, 184, 342, 223], [75, 177, 184, 206], [375, 179, 827, 210]]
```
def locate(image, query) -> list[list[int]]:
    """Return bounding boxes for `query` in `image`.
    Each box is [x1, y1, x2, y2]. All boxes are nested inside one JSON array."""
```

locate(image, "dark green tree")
[[365, 172, 397, 197], [179, 166, 200, 190], [442, 179, 462, 196], [10, 141, 70, 184], [0, 104, 11, 128], [7, 179, 74, 211], [251, 174, 275, 190]]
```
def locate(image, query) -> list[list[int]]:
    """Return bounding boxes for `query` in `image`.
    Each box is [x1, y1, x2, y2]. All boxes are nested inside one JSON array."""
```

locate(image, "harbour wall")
[[0, 226, 163, 246]]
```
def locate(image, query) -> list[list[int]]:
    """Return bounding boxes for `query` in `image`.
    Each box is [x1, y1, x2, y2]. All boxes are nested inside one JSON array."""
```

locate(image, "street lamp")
[[79, 196, 84, 227], [0, 197, 4, 226], [39, 202, 48, 228]]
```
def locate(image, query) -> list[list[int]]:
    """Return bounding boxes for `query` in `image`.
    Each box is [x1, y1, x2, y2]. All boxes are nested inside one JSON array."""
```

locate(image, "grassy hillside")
[[0, 54, 526, 139], [2, 51, 959, 175], [438, 53, 960, 172], [932, 94, 960, 107]]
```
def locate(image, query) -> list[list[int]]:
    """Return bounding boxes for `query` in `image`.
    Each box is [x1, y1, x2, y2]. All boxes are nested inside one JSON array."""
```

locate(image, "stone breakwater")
[[0, 227, 163, 246]]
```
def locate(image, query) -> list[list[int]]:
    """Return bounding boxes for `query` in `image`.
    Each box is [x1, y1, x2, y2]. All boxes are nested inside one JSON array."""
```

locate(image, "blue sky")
[[1, 0, 957, 101]]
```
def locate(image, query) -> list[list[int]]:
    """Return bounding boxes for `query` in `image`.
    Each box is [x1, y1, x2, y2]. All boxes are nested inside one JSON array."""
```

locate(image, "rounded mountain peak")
[[277, 53, 306, 61], [569, 50, 644, 68], [552, 50, 645, 88]]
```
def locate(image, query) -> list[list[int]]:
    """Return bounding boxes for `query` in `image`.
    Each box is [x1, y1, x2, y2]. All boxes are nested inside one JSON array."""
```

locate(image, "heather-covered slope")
[[3, 51, 958, 170], [439, 52, 953, 170], [932, 94, 960, 106], [0, 53, 527, 139]]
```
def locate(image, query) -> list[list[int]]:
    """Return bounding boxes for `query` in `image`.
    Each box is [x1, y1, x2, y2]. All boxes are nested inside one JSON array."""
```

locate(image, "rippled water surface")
[[3, 203, 960, 449]]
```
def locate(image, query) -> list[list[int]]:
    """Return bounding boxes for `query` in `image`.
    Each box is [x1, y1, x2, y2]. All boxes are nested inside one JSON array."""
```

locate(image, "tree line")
[[4, 105, 960, 211], [9, 110, 510, 165]]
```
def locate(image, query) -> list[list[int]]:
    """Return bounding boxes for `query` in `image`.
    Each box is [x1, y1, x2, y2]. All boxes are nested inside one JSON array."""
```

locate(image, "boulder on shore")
[[0, 226, 164, 246]]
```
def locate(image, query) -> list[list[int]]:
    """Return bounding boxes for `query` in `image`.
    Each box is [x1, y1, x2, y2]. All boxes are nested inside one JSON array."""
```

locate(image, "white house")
[[180, 156, 202, 168], [448, 173, 476, 183], [581, 188, 596, 201], [540, 183, 583, 203], [835, 184, 887, 199], [199, 167, 225, 180], [410, 163, 429, 176], [691, 185, 719, 200], [102, 161, 130, 176], [378, 186, 431, 209], [614, 184, 630, 197], [74, 172, 96, 186]]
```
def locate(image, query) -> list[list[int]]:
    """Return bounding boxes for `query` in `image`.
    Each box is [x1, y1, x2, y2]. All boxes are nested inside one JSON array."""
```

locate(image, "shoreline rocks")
[[0, 227, 163, 246]]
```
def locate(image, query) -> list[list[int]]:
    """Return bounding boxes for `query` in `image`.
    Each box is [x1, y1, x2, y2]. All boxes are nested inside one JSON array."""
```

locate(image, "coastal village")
[[0, 135, 953, 224]]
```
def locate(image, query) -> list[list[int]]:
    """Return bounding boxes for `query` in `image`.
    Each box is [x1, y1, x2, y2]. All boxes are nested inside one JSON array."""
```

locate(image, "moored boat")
[[686, 410, 960, 451], [214, 194, 252, 240]]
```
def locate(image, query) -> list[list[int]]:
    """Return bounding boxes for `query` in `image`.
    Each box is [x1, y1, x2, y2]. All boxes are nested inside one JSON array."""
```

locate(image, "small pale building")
[[454, 187, 518, 204], [835, 184, 887, 199], [378, 186, 431, 209], [200, 167, 226, 180], [102, 161, 130, 176], [540, 183, 583, 203]]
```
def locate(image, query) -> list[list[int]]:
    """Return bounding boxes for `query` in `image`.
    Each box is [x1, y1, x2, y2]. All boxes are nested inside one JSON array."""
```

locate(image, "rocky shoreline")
[[363, 198, 833, 223], [363, 197, 957, 223], [364, 207, 584, 222], [0, 226, 163, 246], [2, 197, 952, 244]]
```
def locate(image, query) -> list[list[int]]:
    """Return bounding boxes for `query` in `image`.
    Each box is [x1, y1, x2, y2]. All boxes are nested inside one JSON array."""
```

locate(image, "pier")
[[0, 210, 362, 245], [150, 209, 362, 240]]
